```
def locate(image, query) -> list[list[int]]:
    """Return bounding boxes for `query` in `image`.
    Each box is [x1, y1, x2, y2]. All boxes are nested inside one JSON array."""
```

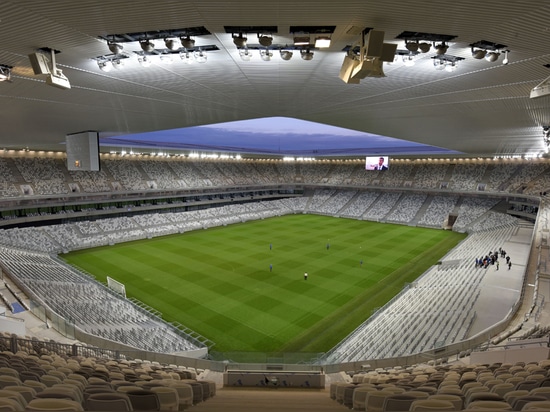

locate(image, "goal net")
[[107, 276, 126, 298]]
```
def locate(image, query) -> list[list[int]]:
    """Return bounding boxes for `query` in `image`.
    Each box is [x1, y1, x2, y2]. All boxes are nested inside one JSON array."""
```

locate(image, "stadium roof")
[[1, 0, 550, 158]]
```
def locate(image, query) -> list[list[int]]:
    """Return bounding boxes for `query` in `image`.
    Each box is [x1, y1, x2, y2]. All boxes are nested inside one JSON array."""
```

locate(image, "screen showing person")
[[365, 156, 389, 171]]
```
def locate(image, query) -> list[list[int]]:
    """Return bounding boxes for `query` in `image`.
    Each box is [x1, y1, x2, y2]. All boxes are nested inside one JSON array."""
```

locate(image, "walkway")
[[193, 388, 342, 412]]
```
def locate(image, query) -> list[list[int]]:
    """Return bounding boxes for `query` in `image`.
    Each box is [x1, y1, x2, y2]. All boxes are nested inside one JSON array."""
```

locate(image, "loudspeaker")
[[379, 43, 398, 62], [363, 30, 385, 58], [28, 52, 51, 75], [351, 58, 385, 79], [339, 55, 360, 84], [66, 131, 100, 171]]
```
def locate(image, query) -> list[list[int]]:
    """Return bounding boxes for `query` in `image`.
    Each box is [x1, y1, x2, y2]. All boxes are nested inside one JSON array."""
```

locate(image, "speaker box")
[[363, 30, 385, 58], [351, 58, 385, 79], [339, 55, 360, 84], [28, 52, 51, 75], [379, 43, 398, 62]]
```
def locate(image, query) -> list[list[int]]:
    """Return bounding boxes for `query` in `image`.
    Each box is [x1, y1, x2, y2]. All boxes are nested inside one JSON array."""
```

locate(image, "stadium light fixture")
[[502, 50, 510, 65], [232, 33, 247, 48], [469, 40, 508, 63], [471, 47, 487, 59], [108, 41, 123, 55], [140, 39, 155, 53], [258, 34, 273, 47], [280, 50, 293, 61], [0, 64, 12, 81], [194, 49, 207, 63], [418, 42, 431, 53], [180, 50, 194, 63], [180, 35, 195, 49], [300, 49, 314, 61], [485, 51, 500, 62], [164, 38, 179, 51], [405, 40, 418, 52], [434, 42, 449, 55], [239, 48, 253, 61], [260, 49, 273, 61]]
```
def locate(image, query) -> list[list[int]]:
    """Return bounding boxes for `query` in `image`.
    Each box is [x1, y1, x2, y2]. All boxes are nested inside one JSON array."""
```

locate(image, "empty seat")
[[409, 399, 457, 410], [23, 380, 47, 394], [56, 368, 73, 377], [333, 382, 349, 404], [484, 379, 505, 390], [465, 400, 512, 409], [415, 386, 438, 395], [35, 387, 81, 403], [529, 387, 550, 400], [50, 383, 83, 403], [365, 390, 396, 412], [84, 386, 115, 400], [511, 395, 548, 411], [125, 389, 160, 411], [462, 382, 485, 395], [0, 397, 23, 412], [166, 381, 193, 410], [85, 392, 133, 411], [503, 390, 529, 405], [490, 383, 515, 397], [150, 386, 179, 411], [507, 377, 526, 386], [466, 392, 504, 407], [87, 376, 110, 385], [40, 375, 62, 388], [19, 370, 41, 382], [428, 393, 463, 410], [438, 387, 463, 397], [66, 374, 88, 388], [0, 376, 21, 389], [25, 398, 84, 411], [0, 368, 18, 379], [382, 394, 418, 411], [516, 380, 543, 392], [204, 380, 216, 398], [45, 371, 66, 381], [181, 381, 202, 405], [439, 380, 460, 388], [3, 385, 36, 403], [352, 386, 378, 411], [0, 389, 27, 410], [341, 383, 359, 408], [62, 378, 85, 394], [197, 380, 210, 401], [521, 400, 550, 410]]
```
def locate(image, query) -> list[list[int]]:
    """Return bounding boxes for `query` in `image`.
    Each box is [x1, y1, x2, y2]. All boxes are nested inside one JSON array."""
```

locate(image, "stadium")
[[0, 1, 550, 410]]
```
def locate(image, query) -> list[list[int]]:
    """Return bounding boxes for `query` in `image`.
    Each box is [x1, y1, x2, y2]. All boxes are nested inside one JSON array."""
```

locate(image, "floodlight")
[[258, 34, 273, 47], [280, 50, 293, 61]]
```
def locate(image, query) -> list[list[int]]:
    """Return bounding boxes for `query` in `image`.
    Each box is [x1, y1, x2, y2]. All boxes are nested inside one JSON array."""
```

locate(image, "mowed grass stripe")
[[63, 214, 465, 353]]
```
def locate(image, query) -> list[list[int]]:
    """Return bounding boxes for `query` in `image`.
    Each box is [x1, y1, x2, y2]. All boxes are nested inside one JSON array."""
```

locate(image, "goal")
[[106, 276, 126, 298]]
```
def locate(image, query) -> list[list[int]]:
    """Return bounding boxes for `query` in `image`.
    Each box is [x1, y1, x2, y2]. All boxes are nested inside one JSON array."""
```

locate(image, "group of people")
[[475, 247, 512, 270]]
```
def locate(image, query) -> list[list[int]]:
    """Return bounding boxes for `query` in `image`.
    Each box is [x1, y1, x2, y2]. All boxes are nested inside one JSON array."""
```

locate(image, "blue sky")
[[100, 117, 461, 156]]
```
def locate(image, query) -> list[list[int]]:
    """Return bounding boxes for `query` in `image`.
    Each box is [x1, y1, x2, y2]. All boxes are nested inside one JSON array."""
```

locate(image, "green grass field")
[[62, 214, 466, 354]]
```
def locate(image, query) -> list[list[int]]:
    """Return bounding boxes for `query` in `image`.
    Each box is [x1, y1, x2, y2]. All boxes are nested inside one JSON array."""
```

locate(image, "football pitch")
[[62, 214, 466, 354]]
